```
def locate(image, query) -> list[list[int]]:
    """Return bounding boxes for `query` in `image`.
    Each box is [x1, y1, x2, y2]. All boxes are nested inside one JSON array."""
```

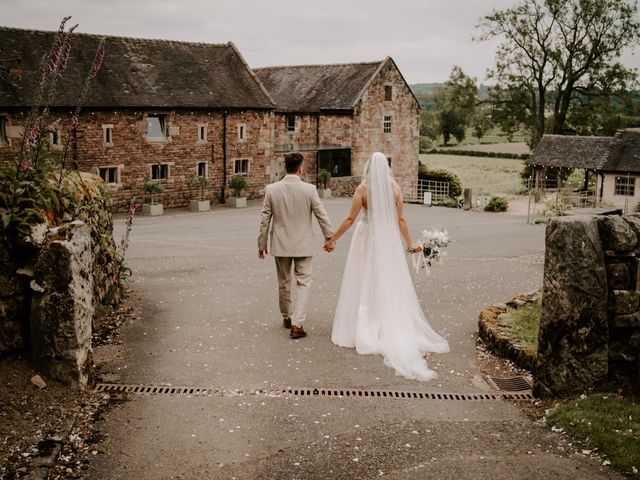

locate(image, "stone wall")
[[535, 214, 640, 396], [330, 176, 362, 198], [352, 59, 420, 194], [0, 109, 274, 211]]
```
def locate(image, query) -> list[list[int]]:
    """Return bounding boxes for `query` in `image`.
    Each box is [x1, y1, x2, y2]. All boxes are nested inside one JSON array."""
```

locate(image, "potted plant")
[[317, 169, 332, 198], [188, 175, 211, 212], [142, 177, 164, 215], [227, 174, 247, 208]]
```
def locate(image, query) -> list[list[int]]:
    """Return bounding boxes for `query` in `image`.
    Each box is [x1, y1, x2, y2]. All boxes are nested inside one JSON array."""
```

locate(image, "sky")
[[1, 0, 638, 84]]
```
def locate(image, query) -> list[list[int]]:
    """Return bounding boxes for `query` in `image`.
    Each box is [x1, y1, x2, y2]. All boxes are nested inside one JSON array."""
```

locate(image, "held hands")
[[324, 239, 336, 253]]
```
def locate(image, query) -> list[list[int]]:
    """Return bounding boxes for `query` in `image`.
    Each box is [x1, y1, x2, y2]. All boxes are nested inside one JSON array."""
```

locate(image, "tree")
[[472, 109, 492, 141], [424, 66, 478, 145], [477, 0, 640, 146]]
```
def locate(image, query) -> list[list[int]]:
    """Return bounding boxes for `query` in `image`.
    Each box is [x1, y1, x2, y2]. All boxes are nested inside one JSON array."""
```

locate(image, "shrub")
[[419, 167, 462, 198], [484, 196, 509, 212], [433, 197, 460, 208], [317, 169, 331, 189], [428, 148, 531, 160], [188, 175, 211, 200], [230, 174, 247, 197], [143, 177, 164, 204]]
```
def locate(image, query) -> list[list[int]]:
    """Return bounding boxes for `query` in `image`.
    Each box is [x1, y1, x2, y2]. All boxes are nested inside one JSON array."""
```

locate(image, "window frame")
[[238, 124, 246, 142], [614, 176, 636, 196], [384, 85, 393, 102], [197, 161, 208, 177], [103, 124, 114, 147], [197, 123, 207, 143], [286, 115, 295, 132], [151, 163, 170, 181], [234, 158, 249, 176], [383, 115, 392, 134], [146, 114, 168, 141], [0, 117, 6, 147], [98, 166, 120, 185], [50, 128, 62, 148]]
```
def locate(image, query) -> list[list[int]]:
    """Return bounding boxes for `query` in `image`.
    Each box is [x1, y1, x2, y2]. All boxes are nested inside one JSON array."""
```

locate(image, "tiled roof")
[[0, 27, 275, 109], [254, 61, 384, 112]]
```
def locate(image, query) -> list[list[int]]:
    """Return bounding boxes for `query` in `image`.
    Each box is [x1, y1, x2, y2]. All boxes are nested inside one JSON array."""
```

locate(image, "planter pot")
[[227, 196, 247, 208], [318, 188, 332, 199], [190, 200, 210, 212], [142, 203, 163, 216]]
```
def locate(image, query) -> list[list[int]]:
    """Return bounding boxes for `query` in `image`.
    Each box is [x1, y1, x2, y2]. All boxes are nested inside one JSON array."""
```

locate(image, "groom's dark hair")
[[284, 153, 304, 173]]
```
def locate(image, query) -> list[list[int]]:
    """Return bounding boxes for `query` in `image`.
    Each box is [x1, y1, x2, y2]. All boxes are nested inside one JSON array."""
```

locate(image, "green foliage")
[[547, 394, 640, 478], [501, 301, 540, 349], [230, 174, 247, 197], [423, 67, 479, 145], [477, 0, 640, 146], [143, 177, 163, 204], [520, 162, 574, 184], [428, 148, 530, 160], [317, 169, 331, 189], [472, 109, 492, 141], [188, 175, 211, 200], [484, 196, 509, 212], [419, 166, 462, 198], [433, 197, 460, 208]]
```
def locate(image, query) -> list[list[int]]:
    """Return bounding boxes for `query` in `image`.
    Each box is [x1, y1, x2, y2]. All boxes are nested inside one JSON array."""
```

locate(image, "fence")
[[525, 178, 601, 224], [404, 179, 449, 204]]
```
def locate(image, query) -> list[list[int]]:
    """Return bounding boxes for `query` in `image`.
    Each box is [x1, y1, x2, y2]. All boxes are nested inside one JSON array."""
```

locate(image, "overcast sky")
[[1, 0, 638, 84]]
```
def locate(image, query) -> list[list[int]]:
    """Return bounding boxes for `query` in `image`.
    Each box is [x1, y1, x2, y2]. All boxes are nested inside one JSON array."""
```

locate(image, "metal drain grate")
[[485, 376, 533, 392], [94, 383, 534, 401]]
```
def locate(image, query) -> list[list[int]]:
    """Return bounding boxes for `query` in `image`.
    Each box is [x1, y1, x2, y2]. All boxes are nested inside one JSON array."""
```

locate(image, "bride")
[[324, 152, 449, 381]]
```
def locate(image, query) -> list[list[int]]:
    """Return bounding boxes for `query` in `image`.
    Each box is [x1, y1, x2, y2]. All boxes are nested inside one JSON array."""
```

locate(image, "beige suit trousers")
[[275, 256, 312, 325]]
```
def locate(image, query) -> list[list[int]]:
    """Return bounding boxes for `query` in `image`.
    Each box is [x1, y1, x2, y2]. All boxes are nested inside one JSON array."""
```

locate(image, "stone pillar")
[[30, 221, 94, 388], [463, 188, 472, 210], [535, 216, 609, 397]]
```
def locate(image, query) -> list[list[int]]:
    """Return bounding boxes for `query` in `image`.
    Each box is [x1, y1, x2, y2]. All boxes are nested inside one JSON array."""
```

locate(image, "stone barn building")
[[0, 27, 276, 210], [255, 58, 421, 195], [0, 27, 421, 207]]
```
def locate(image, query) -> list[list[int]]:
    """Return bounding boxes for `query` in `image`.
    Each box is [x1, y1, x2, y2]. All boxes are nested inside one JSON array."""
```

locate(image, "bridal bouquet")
[[408, 228, 450, 273]]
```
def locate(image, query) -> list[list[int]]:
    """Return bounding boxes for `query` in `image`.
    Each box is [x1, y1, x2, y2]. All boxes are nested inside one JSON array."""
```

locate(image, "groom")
[[258, 153, 334, 339]]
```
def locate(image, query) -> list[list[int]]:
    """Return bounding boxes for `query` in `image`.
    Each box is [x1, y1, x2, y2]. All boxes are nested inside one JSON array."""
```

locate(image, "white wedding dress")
[[331, 153, 449, 381]]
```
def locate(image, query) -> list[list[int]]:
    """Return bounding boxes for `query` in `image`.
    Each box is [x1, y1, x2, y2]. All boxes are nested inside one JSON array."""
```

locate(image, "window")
[[318, 149, 351, 178], [0, 117, 6, 146], [386, 157, 392, 167], [147, 115, 167, 139], [384, 85, 393, 101], [286, 115, 295, 132], [615, 176, 635, 196], [103, 124, 113, 146], [383, 116, 392, 134], [98, 167, 119, 185], [151, 163, 169, 180], [197, 161, 207, 177], [234, 159, 249, 175], [238, 124, 246, 142], [50, 128, 62, 146], [198, 124, 207, 143]]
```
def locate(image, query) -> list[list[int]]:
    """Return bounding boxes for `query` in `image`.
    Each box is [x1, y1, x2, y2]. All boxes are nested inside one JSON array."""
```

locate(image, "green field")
[[420, 153, 526, 196], [421, 126, 528, 149]]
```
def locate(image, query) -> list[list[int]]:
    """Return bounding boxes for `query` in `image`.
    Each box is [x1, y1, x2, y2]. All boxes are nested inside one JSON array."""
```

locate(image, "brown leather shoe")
[[290, 325, 307, 339], [283, 317, 291, 329]]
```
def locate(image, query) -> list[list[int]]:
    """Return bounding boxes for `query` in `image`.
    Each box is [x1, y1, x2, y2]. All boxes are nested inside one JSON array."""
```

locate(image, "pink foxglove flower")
[[90, 42, 105, 78]]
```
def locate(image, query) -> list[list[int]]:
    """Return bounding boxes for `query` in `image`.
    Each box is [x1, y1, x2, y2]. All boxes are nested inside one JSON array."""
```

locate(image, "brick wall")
[[352, 60, 420, 195], [0, 109, 273, 210]]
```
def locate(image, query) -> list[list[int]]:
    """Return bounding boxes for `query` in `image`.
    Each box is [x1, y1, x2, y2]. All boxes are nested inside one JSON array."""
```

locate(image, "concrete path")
[[87, 199, 619, 479]]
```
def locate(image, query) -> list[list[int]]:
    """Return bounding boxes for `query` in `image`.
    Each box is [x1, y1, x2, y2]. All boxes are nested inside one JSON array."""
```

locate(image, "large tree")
[[424, 66, 478, 145], [477, 0, 640, 146]]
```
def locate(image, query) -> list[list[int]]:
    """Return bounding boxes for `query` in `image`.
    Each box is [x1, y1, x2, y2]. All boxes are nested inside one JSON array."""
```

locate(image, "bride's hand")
[[409, 243, 421, 253]]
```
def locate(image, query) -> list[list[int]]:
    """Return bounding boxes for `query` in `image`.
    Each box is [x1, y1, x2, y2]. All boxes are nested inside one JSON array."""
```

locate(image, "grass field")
[[420, 152, 526, 196], [421, 126, 528, 148]]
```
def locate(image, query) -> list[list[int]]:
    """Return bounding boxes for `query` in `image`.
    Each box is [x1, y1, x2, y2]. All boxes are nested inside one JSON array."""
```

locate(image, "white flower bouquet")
[[408, 228, 450, 273]]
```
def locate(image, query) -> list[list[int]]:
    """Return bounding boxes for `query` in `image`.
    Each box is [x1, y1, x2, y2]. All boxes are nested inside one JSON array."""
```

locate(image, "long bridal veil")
[[331, 152, 449, 381]]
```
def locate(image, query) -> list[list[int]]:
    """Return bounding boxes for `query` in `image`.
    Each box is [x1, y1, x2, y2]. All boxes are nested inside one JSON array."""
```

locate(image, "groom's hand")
[[323, 239, 336, 253], [258, 249, 267, 259]]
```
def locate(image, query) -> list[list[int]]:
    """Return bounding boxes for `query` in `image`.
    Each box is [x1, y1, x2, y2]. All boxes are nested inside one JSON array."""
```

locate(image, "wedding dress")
[[331, 153, 449, 381]]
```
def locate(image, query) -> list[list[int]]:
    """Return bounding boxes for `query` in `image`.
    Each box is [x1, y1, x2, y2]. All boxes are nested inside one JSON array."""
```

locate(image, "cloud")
[[1, 0, 637, 83]]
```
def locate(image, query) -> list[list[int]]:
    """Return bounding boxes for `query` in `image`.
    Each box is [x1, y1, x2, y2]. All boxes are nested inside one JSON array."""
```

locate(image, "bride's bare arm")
[[329, 186, 364, 243], [396, 192, 420, 252]]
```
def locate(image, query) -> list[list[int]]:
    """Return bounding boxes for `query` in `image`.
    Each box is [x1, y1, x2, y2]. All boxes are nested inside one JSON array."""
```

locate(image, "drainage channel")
[[94, 383, 534, 401]]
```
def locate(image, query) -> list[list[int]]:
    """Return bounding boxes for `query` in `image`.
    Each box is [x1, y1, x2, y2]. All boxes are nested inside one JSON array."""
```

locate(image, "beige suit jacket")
[[258, 175, 334, 257]]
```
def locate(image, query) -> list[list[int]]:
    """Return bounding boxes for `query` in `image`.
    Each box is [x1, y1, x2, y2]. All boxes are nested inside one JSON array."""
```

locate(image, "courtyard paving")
[[87, 199, 619, 479]]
